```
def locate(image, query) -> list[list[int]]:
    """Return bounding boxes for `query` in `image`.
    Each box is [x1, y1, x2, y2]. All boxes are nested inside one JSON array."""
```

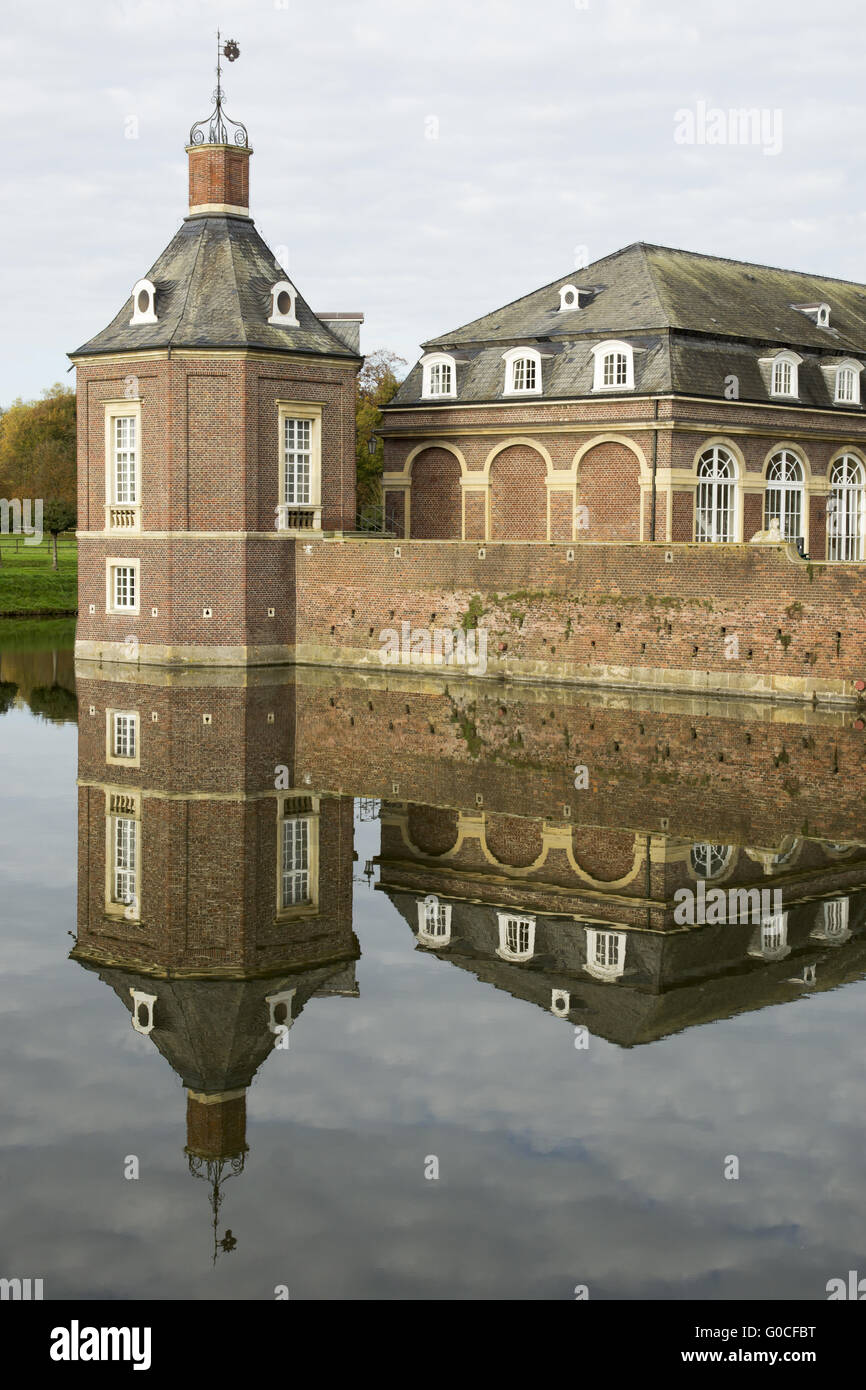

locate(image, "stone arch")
[[488, 443, 548, 540], [406, 805, 460, 856], [574, 438, 644, 541], [408, 447, 462, 538], [484, 814, 545, 868]]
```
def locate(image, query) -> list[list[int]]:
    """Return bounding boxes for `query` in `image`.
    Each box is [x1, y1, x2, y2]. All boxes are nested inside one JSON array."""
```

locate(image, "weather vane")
[[189, 30, 248, 148]]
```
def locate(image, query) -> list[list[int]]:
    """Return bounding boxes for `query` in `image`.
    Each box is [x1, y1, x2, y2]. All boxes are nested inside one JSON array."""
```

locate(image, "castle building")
[[71, 83, 362, 667], [381, 243, 866, 557]]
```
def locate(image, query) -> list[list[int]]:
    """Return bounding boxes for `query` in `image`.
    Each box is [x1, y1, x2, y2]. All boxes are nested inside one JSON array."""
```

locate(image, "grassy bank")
[[0, 535, 77, 615]]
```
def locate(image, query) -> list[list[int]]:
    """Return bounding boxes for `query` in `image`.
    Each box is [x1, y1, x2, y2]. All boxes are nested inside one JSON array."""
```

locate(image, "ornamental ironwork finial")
[[189, 30, 248, 148]]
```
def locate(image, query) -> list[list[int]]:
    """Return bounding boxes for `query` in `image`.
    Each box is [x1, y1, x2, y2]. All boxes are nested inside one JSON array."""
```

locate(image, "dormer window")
[[793, 302, 831, 328], [129, 278, 157, 325], [417, 895, 452, 946], [502, 347, 542, 395], [835, 361, 861, 405], [770, 351, 800, 398], [591, 340, 634, 391], [268, 281, 299, 327], [496, 912, 535, 962], [585, 928, 626, 982], [420, 352, 456, 399]]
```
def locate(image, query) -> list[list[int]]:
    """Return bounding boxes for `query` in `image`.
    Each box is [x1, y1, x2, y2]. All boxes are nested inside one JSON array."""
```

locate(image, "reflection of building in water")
[[72, 668, 359, 1260], [377, 803, 866, 1045]]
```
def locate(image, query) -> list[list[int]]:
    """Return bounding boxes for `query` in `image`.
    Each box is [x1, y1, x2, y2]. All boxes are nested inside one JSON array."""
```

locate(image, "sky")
[[3, 0, 866, 403]]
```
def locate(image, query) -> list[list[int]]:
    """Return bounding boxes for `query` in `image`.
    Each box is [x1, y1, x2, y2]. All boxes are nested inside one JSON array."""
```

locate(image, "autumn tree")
[[0, 385, 77, 564], [355, 349, 406, 518]]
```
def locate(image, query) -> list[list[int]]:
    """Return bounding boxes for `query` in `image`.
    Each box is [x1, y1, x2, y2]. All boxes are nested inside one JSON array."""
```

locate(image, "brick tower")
[[71, 65, 362, 667]]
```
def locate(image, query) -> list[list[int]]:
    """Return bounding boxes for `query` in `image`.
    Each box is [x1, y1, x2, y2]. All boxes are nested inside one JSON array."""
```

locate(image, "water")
[[1, 623, 865, 1300]]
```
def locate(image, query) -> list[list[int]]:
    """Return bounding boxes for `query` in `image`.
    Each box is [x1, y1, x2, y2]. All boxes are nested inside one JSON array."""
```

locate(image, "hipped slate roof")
[[71, 214, 360, 360], [390, 242, 866, 408]]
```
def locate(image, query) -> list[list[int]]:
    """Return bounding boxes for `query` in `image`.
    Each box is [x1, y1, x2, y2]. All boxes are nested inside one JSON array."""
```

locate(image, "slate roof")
[[70, 214, 360, 361], [390, 242, 866, 409]]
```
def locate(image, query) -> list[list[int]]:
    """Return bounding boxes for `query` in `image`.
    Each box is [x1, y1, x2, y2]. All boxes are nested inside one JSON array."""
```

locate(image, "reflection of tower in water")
[[72, 667, 359, 1260]]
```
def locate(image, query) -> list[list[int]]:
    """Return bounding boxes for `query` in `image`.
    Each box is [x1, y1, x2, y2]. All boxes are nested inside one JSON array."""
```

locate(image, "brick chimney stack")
[[186, 142, 252, 218]]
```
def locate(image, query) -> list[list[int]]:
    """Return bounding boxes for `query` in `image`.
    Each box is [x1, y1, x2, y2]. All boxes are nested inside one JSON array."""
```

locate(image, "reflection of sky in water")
[[2, 669, 866, 1301]]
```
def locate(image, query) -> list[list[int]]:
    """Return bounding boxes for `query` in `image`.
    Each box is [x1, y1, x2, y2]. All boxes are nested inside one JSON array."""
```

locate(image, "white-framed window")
[[420, 352, 457, 399], [759, 911, 789, 957], [417, 895, 452, 945], [765, 450, 804, 541], [591, 340, 634, 391], [823, 897, 849, 937], [277, 403, 322, 529], [835, 364, 860, 405], [284, 417, 312, 505], [770, 352, 800, 398], [827, 454, 866, 561], [282, 815, 311, 907], [129, 277, 157, 325], [106, 710, 139, 766], [277, 795, 319, 913], [585, 927, 626, 981], [690, 843, 733, 880], [695, 447, 737, 543], [496, 912, 535, 962], [113, 416, 138, 504], [502, 347, 542, 395], [106, 558, 140, 615], [268, 280, 299, 327], [104, 790, 140, 920], [559, 284, 581, 312]]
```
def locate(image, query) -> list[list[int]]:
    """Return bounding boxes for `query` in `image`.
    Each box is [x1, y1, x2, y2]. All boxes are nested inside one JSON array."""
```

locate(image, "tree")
[[28, 683, 78, 723], [355, 349, 406, 517], [0, 385, 76, 560], [41, 499, 78, 570]]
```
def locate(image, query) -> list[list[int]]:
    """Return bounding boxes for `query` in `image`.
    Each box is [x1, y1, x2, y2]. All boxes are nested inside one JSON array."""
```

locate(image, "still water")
[[1, 623, 865, 1300]]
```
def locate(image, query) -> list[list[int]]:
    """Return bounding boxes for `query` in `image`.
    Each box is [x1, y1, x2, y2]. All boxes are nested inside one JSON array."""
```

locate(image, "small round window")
[[563, 291, 575, 306], [276, 290, 293, 316], [137, 289, 150, 314]]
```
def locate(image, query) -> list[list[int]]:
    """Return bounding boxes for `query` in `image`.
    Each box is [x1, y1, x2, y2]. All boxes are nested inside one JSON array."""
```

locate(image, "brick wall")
[[409, 447, 461, 538], [577, 441, 641, 541], [489, 445, 547, 540]]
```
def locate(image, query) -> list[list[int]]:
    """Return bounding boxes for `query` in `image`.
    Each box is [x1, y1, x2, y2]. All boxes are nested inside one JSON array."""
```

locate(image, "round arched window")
[[695, 447, 737, 543], [765, 450, 804, 541], [690, 843, 733, 879]]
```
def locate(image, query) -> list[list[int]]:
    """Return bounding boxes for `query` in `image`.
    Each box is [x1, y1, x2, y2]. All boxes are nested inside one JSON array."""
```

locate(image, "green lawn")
[[0, 534, 77, 615]]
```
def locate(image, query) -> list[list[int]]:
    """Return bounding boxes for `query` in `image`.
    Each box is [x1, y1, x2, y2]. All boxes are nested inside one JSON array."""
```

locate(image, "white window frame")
[[106, 709, 140, 767], [585, 927, 627, 982], [695, 447, 738, 543], [769, 352, 800, 399], [496, 911, 535, 962], [591, 340, 634, 392], [558, 284, 581, 312], [129, 277, 157, 325], [276, 402, 323, 531], [105, 558, 140, 615], [268, 280, 300, 327], [276, 796, 319, 915], [757, 911, 789, 959], [416, 895, 452, 946], [764, 450, 804, 542], [104, 400, 142, 532], [104, 790, 141, 921], [690, 843, 734, 880], [834, 361, 861, 405], [420, 352, 457, 400], [827, 454, 866, 561], [822, 897, 849, 937], [502, 347, 542, 396]]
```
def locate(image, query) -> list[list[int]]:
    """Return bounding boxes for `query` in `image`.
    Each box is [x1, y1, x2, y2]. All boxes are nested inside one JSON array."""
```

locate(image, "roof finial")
[[189, 30, 248, 148]]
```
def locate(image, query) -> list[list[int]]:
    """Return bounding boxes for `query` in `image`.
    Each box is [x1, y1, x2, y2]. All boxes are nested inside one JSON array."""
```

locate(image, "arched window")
[[835, 365, 860, 405], [690, 843, 733, 879], [129, 278, 157, 325], [268, 280, 299, 326], [585, 928, 626, 981], [421, 353, 456, 399], [502, 347, 542, 395], [695, 447, 737, 543], [417, 895, 452, 946], [771, 353, 799, 398], [496, 912, 535, 962], [765, 450, 804, 541], [591, 340, 634, 391], [827, 454, 865, 560]]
